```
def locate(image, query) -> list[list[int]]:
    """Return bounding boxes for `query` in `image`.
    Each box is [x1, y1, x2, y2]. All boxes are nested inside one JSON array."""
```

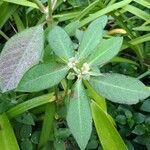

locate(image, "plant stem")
[[0, 30, 9, 40], [46, 0, 53, 24], [48, 0, 53, 21], [33, 0, 45, 13], [137, 70, 150, 79]]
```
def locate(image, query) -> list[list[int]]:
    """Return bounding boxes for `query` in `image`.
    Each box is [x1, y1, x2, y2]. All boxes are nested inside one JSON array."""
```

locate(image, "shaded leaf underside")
[[0, 25, 44, 92]]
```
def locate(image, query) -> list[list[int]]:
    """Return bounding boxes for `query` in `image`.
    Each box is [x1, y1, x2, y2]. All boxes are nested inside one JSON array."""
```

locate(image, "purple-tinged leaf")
[[0, 25, 44, 92]]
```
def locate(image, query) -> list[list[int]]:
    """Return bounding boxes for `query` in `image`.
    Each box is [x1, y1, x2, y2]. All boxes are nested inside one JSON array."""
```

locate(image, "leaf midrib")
[[78, 26, 100, 59], [92, 78, 148, 94], [89, 40, 119, 65], [76, 81, 83, 142], [55, 29, 71, 61], [20, 66, 68, 87]]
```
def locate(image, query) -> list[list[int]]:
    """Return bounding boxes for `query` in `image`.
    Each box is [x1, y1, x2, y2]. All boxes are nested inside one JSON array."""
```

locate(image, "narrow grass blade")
[[6, 93, 55, 119], [133, 0, 150, 9], [91, 101, 127, 150], [0, 3, 17, 29], [111, 56, 139, 66], [38, 103, 55, 149], [122, 5, 150, 22], [0, 113, 20, 150], [3, 0, 38, 9], [79, 0, 132, 27], [13, 12, 25, 32]]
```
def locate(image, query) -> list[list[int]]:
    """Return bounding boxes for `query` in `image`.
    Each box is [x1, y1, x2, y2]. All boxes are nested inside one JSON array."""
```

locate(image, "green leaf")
[[87, 37, 123, 66], [75, 29, 84, 43], [3, 0, 38, 9], [122, 33, 150, 50], [48, 26, 74, 62], [0, 93, 13, 113], [111, 56, 139, 66], [15, 112, 35, 125], [140, 99, 150, 112], [38, 103, 55, 149], [83, 80, 107, 111], [133, 26, 150, 31], [17, 62, 68, 92], [89, 73, 150, 104], [53, 11, 80, 22], [6, 93, 55, 119], [133, 0, 150, 8], [0, 25, 44, 93], [0, 3, 17, 29], [75, 0, 99, 20], [0, 1, 3, 6], [79, 0, 132, 27], [64, 20, 80, 36], [0, 113, 20, 150], [91, 101, 127, 150], [116, 115, 126, 125], [20, 124, 32, 138], [77, 16, 107, 61], [134, 113, 145, 124], [132, 125, 146, 135], [31, 131, 40, 144], [122, 5, 150, 22], [21, 139, 33, 150], [54, 140, 66, 150], [68, 0, 89, 7], [13, 12, 25, 32], [67, 80, 92, 150], [83, 80, 116, 126]]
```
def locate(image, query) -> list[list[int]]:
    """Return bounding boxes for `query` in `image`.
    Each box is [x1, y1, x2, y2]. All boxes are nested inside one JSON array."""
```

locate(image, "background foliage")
[[0, 0, 150, 150]]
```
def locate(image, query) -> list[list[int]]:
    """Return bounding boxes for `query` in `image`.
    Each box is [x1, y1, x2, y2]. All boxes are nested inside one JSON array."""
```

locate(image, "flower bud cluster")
[[68, 57, 90, 79]]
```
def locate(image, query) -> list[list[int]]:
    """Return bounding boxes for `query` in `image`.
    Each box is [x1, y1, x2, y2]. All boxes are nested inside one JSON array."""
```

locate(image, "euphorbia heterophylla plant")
[[0, 16, 150, 150]]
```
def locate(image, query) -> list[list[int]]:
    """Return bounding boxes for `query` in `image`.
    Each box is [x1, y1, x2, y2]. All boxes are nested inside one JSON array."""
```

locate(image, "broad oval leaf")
[[77, 16, 107, 61], [89, 73, 150, 104], [0, 25, 44, 93], [48, 26, 74, 62], [67, 80, 92, 150], [87, 37, 123, 66], [17, 62, 69, 92], [91, 101, 127, 150]]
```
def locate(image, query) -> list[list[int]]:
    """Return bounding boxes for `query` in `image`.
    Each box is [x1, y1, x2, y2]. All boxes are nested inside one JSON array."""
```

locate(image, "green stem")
[[33, 0, 45, 13], [137, 70, 150, 79], [48, 0, 53, 22], [0, 30, 9, 40]]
